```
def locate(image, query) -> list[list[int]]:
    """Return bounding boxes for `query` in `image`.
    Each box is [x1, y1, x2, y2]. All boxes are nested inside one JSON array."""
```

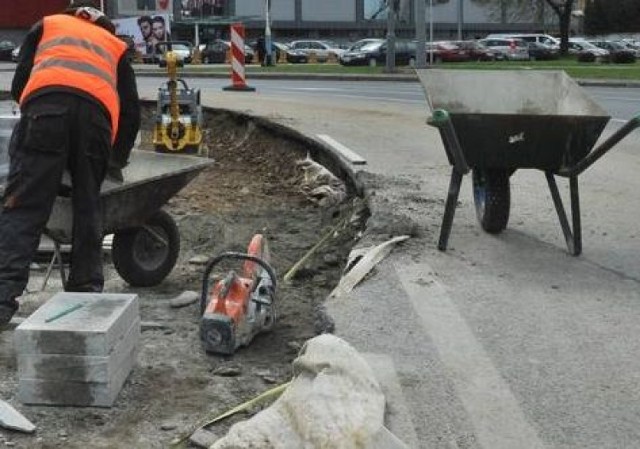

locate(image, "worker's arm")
[[110, 56, 141, 169], [11, 21, 43, 102]]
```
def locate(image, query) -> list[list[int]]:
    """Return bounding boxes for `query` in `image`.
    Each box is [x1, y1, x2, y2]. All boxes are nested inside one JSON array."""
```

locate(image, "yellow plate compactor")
[[153, 51, 203, 154]]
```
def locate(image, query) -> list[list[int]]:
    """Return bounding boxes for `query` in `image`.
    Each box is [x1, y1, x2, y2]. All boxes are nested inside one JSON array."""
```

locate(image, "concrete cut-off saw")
[[200, 234, 277, 355]]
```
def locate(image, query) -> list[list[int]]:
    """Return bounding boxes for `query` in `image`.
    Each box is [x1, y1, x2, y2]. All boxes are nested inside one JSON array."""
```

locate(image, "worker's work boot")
[[105, 165, 124, 183], [0, 299, 18, 327]]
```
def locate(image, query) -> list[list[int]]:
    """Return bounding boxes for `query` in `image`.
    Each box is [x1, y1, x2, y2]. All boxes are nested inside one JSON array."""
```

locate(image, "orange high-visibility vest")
[[20, 14, 126, 143]]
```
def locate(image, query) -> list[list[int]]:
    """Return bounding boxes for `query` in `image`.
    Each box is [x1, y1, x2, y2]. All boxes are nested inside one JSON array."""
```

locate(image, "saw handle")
[[200, 253, 277, 316]]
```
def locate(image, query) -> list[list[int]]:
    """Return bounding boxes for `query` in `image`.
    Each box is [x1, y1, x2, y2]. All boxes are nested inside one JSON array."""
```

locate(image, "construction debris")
[[169, 290, 199, 308], [329, 235, 410, 299], [297, 154, 347, 207], [208, 334, 408, 449], [188, 428, 219, 448], [0, 400, 35, 433]]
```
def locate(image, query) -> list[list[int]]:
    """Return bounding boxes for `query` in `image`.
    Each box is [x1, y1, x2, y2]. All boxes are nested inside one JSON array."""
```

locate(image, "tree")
[[543, 0, 575, 53], [584, 0, 640, 34]]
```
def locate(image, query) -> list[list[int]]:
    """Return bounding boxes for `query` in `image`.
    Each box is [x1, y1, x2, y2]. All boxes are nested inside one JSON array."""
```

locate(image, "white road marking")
[[396, 263, 547, 449], [316, 134, 367, 165]]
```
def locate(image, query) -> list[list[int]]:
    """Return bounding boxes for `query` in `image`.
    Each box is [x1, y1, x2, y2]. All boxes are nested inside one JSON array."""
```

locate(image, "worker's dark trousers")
[[0, 93, 110, 308]]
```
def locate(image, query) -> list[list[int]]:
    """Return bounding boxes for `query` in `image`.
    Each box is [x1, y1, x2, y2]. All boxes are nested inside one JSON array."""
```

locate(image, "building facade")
[[2, 0, 563, 44]]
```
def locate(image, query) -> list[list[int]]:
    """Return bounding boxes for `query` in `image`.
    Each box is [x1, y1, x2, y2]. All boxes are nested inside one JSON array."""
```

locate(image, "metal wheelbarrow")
[[0, 115, 213, 287], [418, 69, 640, 255]]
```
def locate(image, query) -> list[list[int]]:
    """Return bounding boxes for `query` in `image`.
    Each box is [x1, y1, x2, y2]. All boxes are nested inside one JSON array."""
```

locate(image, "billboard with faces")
[[113, 14, 171, 55]]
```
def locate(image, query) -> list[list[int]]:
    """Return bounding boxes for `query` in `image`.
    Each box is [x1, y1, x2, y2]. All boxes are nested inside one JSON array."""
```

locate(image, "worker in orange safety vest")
[[0, 0, 140, 325]]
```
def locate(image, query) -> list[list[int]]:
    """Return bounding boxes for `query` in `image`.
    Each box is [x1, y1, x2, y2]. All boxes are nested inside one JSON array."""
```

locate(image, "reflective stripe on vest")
[[20, 15, 126, 143]]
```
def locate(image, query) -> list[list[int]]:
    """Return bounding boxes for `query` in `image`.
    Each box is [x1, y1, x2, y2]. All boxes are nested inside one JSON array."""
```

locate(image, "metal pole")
[[415, 0, 427, 68], [385, 0, 397, 73], [429, 0, 433, 65], [457, 0, 463, 41], [264, 0, 274, 66], [99, 0, 104, 12]]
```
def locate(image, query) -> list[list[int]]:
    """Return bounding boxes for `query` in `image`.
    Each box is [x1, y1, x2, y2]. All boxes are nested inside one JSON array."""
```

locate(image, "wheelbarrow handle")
[[558, 114, 640, 177], [428, 109, 470, 175]]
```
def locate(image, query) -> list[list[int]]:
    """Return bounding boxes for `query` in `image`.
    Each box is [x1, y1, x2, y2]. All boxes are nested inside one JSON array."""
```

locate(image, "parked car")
[[155, 41, 193, 64], [344, 38, 385, 52], [200, 40, 229, 64], [273, 42, 307, 64], [478, 38, 529, 61], [11, 45, 20, 62], [568, 39, 610, 62], [616, 40, 640, 57], [199, 40, 254, 64], [288, 40, 345, 62], [0, 40, 17, 61], [339, 39, 416, 67], [116, 35, 137, 63], [527, 42, 559, 60], [589, 40, 636, 63], [490, 33, 560, 50], [426, 41, 470, 63], [453, 40, 496, 61]]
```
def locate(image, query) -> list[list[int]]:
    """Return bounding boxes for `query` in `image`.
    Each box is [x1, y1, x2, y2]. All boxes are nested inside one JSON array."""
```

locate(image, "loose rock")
[[169, 290, 200, 308]]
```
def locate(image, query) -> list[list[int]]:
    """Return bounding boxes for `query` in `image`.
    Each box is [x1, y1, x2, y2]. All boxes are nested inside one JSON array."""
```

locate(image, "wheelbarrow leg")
[[438, 169, 464, 251], [40, 240, 67, 291], [545, 172, 582, 256]]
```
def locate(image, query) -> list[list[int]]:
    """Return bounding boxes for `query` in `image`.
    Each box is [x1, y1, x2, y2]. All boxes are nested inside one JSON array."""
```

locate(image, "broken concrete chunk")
[[212, 365, 242, 377], [0, 400, 36, 433], [189, 255, 210, 265], [169, 291, 200, 309], [189, 428, 219, 448]]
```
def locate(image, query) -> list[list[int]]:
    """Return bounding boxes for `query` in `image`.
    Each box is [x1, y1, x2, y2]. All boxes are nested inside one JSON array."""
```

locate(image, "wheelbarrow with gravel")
[[418, 69, 640, 255], [0, 115, 213, 287]]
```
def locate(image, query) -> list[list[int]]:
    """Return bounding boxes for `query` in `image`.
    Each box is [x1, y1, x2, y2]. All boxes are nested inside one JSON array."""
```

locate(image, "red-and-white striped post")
[[223, 23, 255, 92]]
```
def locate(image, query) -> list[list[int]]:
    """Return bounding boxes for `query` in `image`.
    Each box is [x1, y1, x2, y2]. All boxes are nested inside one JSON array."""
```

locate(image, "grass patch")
[[146, 58, 640, 80]]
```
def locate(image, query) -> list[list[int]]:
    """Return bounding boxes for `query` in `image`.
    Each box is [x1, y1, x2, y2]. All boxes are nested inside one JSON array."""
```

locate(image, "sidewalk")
[[196, 76, 640, 449]]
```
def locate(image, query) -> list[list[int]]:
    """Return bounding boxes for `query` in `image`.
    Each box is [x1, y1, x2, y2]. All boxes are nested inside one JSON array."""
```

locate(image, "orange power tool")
[[200, 234, 277, 355]]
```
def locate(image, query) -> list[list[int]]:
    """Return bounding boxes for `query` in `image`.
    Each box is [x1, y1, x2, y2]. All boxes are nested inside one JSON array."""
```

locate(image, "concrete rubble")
[[0, 400, 35, 433]]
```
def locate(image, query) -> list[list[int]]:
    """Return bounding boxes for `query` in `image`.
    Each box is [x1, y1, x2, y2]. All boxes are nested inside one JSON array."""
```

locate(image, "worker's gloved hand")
[[105, 161, 125, 184]]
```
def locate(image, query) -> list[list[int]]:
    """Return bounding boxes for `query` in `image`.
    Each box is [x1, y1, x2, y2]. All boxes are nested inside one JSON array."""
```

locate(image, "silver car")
[[478, 38, 530, 61], [288, 40, 345, 62]]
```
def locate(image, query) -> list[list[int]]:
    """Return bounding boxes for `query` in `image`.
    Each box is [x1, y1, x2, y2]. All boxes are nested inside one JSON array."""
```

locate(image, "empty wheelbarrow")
[[417, 69, 640, 255]]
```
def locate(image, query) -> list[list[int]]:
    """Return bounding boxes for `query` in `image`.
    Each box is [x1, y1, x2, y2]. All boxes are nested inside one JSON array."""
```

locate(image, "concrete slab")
[[17, 318, 140, 383], [18, 336, 139, 407], [14, 293, 138, 356]]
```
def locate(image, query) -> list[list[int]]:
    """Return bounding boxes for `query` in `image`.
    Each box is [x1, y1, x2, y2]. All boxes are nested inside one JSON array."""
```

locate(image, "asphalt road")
[[2, 71, 640, 449]]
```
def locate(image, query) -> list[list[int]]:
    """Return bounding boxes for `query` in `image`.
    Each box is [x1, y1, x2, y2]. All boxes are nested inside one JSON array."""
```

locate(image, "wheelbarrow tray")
[[45, 150, 214, 242], [417, 69, 610, 171]]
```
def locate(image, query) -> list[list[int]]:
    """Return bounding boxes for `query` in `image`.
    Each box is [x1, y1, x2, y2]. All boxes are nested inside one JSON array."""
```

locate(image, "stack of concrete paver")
[[14, 292, 140, 407]]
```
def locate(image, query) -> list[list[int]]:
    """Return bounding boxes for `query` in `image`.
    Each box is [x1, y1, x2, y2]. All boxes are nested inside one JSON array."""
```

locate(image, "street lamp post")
[[415, 0, 427, 68], [429, 0, 434, 65], [264, 0, 273, 66], [385, 0, 397, 73]]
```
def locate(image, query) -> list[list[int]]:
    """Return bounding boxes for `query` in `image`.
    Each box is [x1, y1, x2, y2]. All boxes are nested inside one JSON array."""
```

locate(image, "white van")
[[486, 33, 559, 49]]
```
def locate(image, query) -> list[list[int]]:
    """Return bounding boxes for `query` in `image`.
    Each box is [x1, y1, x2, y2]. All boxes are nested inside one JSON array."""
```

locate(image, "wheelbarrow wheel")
[[112, 209, 180, 287], [472, 169, 510, 234]]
